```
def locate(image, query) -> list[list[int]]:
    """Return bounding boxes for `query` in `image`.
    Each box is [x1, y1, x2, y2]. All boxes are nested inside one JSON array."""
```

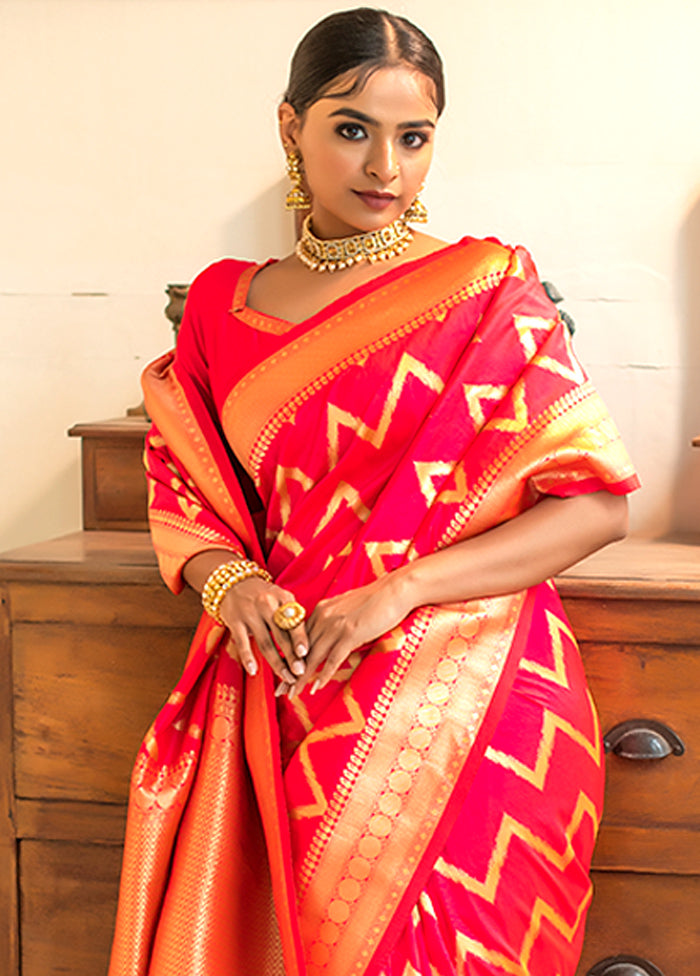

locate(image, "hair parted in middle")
[[283, 7, 445, 117]]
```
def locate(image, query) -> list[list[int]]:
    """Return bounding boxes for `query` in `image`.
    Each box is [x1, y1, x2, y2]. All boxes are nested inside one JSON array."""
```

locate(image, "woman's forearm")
[[394, 491, 628, 613], [183, 549, 244, 594]]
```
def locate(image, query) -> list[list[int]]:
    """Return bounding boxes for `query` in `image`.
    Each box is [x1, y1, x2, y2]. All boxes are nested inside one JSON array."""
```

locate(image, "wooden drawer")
[[577, 872, 700, 976], [580, 641, 700, 849], [69, 418, 150, 531], [581, 638, 700, 874], [11, 582, 198, 803], [20, 840, 122, 976]]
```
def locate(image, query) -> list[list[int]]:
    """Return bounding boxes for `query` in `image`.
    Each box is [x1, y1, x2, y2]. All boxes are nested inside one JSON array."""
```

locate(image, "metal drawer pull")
[[604, 719, 685, 760], [587, 954, 665, 976]]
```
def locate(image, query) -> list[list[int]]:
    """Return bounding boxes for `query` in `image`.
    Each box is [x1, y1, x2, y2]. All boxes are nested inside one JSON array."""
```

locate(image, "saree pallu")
[[109, 238, 639, 976]]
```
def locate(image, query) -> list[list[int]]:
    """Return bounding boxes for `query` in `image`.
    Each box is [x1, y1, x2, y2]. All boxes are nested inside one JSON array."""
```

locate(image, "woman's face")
[[280, 65, 438, 240]]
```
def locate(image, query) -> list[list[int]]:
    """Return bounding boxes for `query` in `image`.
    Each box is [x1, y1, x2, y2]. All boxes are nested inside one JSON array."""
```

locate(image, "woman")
[[109, 9, 639, 976]]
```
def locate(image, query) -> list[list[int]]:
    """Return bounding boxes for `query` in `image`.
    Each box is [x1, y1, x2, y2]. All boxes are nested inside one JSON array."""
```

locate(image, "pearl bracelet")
[[201, 559, 272, 624]]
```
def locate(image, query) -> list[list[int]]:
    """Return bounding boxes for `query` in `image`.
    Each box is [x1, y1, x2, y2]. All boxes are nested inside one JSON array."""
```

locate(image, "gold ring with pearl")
[[273, 601, 306, 631]]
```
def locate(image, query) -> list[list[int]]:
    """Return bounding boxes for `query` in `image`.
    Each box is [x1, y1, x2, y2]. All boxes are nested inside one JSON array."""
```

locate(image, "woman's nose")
[[365, 140, 398, 184]]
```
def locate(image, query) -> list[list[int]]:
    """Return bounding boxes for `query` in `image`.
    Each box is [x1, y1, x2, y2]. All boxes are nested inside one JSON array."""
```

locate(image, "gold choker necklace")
[[296, 214, 413, 273]]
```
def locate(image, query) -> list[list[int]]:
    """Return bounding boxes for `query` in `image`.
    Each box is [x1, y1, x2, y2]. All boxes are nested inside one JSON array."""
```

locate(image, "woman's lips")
[[353, 191, 397, 211]]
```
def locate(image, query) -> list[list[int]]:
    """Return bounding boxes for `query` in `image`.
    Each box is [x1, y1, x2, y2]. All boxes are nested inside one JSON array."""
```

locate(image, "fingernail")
[[275, 682, 288, 698], [246, 661, 258, 677], [282, 667, 295, 684], [291, 659, 305, 677], [295, 644, 308, 658], [287, 684, 298, 700], [310, 679, 320, 696]]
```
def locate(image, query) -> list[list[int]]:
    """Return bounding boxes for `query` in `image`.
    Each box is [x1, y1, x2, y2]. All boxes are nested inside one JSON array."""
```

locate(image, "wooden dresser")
[[559, 539, 700, 976], [0, 422, 698, 975]]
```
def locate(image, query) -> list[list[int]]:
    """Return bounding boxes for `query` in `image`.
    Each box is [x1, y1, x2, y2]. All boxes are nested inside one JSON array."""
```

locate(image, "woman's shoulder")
[[187, 256, 258, 298], [448, 235, 542, 286], [453, 234, 519, 263]]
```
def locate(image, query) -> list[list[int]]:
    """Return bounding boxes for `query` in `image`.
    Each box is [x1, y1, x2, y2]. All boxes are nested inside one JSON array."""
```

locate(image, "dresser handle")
[[603, 719, 685, 760], [587, 954, 666, 976]]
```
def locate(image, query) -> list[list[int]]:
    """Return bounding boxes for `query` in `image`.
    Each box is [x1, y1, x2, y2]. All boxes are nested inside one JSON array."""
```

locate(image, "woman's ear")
[[278, 102, 301, 151]]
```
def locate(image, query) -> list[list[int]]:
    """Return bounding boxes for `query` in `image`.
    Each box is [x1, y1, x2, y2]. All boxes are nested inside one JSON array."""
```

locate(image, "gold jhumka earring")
[[284, 148, 311, 211], [404, 188, 428, 223]]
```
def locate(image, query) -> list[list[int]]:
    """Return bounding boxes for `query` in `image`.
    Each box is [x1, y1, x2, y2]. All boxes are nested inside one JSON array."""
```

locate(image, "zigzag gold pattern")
[[275, 465, 314, 524], [326, 352, 445, 468], [288, 696, 314, 734], [454, 881, 593, 976], [439, 383, 594, 548], [464, 383, 509, 428], [322, 539, 353, 572], [246, 264, 508, 479], [364, 539, 412, 576], [532, 328, 584, 384], [399, 963, 422, 976], [484, 691, 601, 790], [414, 461, 453, 505], [456, 935, 524, 976], [436, 790, 599, 906], [175, 487, 201, 521], [316, 481, 371, 534], [419, 890, 438, 920], [413, 461, 470, 506], [518, 610, 575, 688], [532, 351, 585, 385], [490, 380, 529, 433], [275, 529, 304, 557], [513, 315, 555, 360], [291, 686, 366, 820]]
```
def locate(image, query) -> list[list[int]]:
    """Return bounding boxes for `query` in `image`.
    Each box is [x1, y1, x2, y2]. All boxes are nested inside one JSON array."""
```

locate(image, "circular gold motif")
[[426, 682, 450, 706], [408, 726, 432, 750], [328, 900, 350, 923], [369, 814, 392, 837], [339, 877, 362, 901], [398, 748, 421, 771], [447, 636, 469, 659], [358, 836, 382, 859], [437, 658, 459, 682], [458, 616, 481, 638], [417, 704, 441, 727], [348, 857, 371, 880], [272, 601, 306, 630], [319, 921, 340, 944], [310, 943, 330, 966], [388, 770, 412, 793], [378, 792, 402, 817]]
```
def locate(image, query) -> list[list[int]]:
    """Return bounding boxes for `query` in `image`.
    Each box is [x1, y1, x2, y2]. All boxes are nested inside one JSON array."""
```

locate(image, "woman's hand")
[[295, 574, 413, 696], [217, 577, 309, 694]]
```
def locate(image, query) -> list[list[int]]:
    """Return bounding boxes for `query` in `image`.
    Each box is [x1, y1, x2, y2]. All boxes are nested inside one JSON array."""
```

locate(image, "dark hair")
[[284, 7, 445, 117]]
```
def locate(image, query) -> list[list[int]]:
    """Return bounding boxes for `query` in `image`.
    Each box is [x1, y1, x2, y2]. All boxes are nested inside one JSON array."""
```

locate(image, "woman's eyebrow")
[[327, 107, 435, 130]]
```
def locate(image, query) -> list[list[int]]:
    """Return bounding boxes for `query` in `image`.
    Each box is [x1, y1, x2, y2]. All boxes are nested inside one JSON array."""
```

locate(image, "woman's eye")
[[401, 131, 429, 149], [337, 123, 367, 141]]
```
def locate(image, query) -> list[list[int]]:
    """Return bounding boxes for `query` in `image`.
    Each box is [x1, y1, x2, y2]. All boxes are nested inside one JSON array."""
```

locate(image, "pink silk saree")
[[109, 238, 639, 976]]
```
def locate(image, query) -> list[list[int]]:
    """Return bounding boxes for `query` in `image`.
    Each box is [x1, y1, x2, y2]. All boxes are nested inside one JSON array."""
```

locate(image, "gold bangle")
[[201, 559, 272, 624]]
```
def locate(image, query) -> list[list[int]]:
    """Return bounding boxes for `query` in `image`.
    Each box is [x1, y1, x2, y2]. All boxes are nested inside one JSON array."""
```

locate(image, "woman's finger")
[[227, 621, 258, 677], [311, 644, 350, 692], [270, 619, 309, 676], [245, 618, 297, 685], [269, 591, 310, 671], [292, 623, 343, 695]]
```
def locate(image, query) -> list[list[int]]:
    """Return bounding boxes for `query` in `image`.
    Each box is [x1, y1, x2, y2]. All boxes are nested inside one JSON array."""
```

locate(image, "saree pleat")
[[109, 238, 638, 976]]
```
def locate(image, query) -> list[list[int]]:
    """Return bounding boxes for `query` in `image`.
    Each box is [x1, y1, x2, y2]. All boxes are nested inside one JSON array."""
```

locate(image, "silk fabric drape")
[[109, 238, 638, 976]]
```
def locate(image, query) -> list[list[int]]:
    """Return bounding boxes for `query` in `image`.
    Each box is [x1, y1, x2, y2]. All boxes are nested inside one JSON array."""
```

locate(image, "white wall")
[[1, 0, 699, 552]]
